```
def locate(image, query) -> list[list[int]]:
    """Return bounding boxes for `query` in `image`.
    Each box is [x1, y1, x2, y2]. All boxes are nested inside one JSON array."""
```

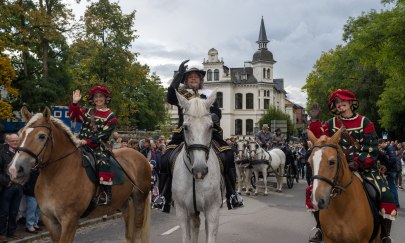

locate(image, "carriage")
[[235, 139, 292, 195], [249, 146, 298, 190]]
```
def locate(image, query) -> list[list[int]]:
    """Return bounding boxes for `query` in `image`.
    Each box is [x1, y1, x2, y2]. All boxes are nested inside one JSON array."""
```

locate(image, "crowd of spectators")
[[1, 131, 404, 241]]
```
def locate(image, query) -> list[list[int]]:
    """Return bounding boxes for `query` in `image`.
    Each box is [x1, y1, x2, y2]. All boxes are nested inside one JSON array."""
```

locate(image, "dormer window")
[[241, 73, 247, 80]]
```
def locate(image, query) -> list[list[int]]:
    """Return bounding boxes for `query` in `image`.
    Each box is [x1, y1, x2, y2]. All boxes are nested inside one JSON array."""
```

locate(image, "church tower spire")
[[257, 16, 269, 50]]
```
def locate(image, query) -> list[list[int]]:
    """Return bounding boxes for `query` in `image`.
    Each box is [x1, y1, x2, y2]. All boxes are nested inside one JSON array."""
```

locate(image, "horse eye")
[[183, 125, 188, 131], [329, 160, 336, 166], [38, 134, 46, 140]]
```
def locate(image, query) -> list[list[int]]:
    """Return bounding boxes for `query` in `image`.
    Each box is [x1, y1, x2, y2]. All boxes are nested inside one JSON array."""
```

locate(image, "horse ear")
[[175, 91, 190, 110], [20, 106, 32, 122], [205, 91, 217, 110], [43, 107, 51, 121], [307, 129, 318, 145], [331, 127, 343, 144]]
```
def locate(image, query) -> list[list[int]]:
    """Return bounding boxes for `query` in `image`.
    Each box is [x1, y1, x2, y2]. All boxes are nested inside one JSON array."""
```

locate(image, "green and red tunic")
[[69, 103, 118, 185], [307, 114, 397, 219]]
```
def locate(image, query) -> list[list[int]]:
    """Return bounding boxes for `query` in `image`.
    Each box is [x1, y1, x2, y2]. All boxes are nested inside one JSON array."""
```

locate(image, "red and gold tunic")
[[69, 103, 118, 185]]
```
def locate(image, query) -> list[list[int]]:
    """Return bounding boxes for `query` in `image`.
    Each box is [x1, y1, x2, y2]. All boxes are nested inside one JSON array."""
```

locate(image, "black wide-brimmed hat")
[[181, 67, 206, 83]]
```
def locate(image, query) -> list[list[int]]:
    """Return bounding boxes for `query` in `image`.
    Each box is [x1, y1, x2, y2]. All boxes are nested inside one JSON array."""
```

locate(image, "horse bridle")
[[16, 123, 78, 169], [184, 142, 211, 164], [311, 143, 353, 197]]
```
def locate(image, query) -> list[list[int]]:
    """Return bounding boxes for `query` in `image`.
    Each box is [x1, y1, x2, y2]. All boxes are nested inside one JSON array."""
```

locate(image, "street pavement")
[[17, 178, 405, 243]]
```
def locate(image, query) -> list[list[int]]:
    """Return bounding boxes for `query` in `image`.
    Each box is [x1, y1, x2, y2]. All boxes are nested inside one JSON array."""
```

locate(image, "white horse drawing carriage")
[[234, 138, 296, 195]]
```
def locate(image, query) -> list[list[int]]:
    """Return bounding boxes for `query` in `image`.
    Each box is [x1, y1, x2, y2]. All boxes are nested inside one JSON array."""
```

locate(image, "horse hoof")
[[264, 193, 268, 196], [246, 192, 250, 196], [254, 192, 258, 196], [276, 190, 282, 193]]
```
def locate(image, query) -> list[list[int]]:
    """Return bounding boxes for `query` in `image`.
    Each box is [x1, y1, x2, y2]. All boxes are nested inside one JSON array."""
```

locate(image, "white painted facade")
[[167, 18, 288, 138]]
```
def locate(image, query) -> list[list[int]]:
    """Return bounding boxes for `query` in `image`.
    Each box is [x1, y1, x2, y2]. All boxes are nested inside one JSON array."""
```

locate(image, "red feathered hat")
[[328, 89, 359, 115], [88, 85, 112, 105]]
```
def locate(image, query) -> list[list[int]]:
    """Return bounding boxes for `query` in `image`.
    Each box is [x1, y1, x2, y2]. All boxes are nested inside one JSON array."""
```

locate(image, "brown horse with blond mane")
[[307, 128, 380, 243], [8, 107, 151, 243]]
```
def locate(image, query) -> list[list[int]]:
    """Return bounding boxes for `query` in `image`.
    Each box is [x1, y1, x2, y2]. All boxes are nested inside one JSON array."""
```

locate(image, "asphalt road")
[[34, 178, 405, 243]]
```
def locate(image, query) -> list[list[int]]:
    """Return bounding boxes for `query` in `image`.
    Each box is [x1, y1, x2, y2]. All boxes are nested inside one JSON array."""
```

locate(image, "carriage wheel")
[[286, 165, 294, 189], [250, 173, 256, 189]]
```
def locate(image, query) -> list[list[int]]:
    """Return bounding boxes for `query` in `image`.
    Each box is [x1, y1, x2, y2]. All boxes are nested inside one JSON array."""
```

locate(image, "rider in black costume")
[[155, 60, 243, 213]]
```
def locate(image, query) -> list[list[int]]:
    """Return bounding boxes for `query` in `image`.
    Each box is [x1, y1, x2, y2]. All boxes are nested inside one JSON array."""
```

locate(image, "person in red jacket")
[[68, 85, 118, 205], [307, 89, 397, 243]]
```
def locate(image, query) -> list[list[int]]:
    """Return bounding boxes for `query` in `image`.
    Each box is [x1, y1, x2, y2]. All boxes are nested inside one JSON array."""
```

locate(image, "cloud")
[[71, 0, 387, 107]]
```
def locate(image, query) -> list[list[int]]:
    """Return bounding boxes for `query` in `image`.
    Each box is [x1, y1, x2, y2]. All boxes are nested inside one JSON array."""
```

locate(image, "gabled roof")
[[274, 78, 286, 93], [230, 67, 258, 84]]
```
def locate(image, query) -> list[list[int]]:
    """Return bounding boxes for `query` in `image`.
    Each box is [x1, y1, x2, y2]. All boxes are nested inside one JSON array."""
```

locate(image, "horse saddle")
[[355, 172, 381, 242], [169, 141, 225, 174], [80, 146, 125, 185]]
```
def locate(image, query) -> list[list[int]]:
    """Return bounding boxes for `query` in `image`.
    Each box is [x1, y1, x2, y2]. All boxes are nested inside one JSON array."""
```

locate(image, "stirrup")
[[309, 227, 323, 243], [229, 194, 244, 209], [152, 196, 165, 210], [97, 191, 110, 206], [381, 236, 392, 243]]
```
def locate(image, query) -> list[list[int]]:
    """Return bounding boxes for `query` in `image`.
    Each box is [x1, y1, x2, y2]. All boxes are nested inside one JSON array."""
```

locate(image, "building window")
[[264, 99, 270, 110], [267, 90, 270, 96], [54, 111, 62, 118], [214, 69, 219, 81], [267, 68, 270, 79], [246, 93, 254, 109], [217, 92, 223, 108], [263, 68, 266, 79], [207, 69, 212, 81], [246, 119, 253, 135], [235, 93, 243, 109], [235, 119, 242, 135]]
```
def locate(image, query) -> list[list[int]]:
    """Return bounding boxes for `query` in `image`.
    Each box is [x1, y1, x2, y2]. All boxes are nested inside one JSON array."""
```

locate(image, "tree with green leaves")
[[68, 0, 166, 129], [1, 0, 74, 112], [303, 0, 405, 139]]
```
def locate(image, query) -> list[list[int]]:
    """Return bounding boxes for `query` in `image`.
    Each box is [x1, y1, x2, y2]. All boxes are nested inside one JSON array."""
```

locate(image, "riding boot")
[[381, 218, 392, 243], [155, 172, 172, 213], [98, 185, 112, 206], [225, 168, 244, 209], [309, 211, 322, 242], [154, 147, 175, 213]]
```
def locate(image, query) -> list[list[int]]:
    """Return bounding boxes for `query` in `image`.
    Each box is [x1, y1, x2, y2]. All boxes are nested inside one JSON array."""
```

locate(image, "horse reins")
[[311, 143, 354, 197], [183, 141, 215, 215], [17, 124, 79, 169]]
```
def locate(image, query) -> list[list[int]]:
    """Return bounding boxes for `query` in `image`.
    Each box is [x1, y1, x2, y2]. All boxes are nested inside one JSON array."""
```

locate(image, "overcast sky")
[[71, 0, 388, 107]]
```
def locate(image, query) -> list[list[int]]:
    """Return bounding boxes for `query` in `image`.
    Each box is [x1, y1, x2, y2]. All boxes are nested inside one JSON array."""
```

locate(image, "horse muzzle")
[[192, 165, 208, 179], [8, 157, 32, 185]]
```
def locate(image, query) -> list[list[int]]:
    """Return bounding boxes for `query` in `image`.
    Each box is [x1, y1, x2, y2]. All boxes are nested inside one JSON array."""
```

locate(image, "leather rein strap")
[[311, 143, 353, 196]]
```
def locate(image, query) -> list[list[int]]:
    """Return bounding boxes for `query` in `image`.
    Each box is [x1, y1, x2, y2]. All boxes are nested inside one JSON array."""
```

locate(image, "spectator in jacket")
[[0, 133, 23, 240], [378, 139, 399, 208], [23, 168, 41, 234]]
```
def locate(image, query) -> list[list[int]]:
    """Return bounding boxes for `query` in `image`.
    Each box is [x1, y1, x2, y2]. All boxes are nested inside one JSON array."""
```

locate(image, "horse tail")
[[141, 192, 151, 243]]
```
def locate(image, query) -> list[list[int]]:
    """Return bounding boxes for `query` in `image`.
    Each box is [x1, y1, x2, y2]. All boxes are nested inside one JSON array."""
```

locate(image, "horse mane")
[[25, 113, 80, 147], [186, 98, 210, 118]]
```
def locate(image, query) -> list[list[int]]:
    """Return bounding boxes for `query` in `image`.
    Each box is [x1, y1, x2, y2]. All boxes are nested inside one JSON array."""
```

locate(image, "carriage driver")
[[306, 89, 397, 243], [255, 124, 273, 149], [68, 85, 118, 206], [155, 60, 244, 213]]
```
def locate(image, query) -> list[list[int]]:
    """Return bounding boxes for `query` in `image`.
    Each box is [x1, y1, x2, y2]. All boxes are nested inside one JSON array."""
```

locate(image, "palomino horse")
[[307, 128, 379, 243], [172, 91, 223, 243], [245, 140, 286, 195], [9, 107, 151, 243], [234, 139, 249, 194]]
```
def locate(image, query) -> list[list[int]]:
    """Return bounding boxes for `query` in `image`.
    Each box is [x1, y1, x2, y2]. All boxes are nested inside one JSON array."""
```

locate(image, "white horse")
[[246, 141, 286, 195], [234, 139, 250, 194], [172, 91, 223, 243]]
